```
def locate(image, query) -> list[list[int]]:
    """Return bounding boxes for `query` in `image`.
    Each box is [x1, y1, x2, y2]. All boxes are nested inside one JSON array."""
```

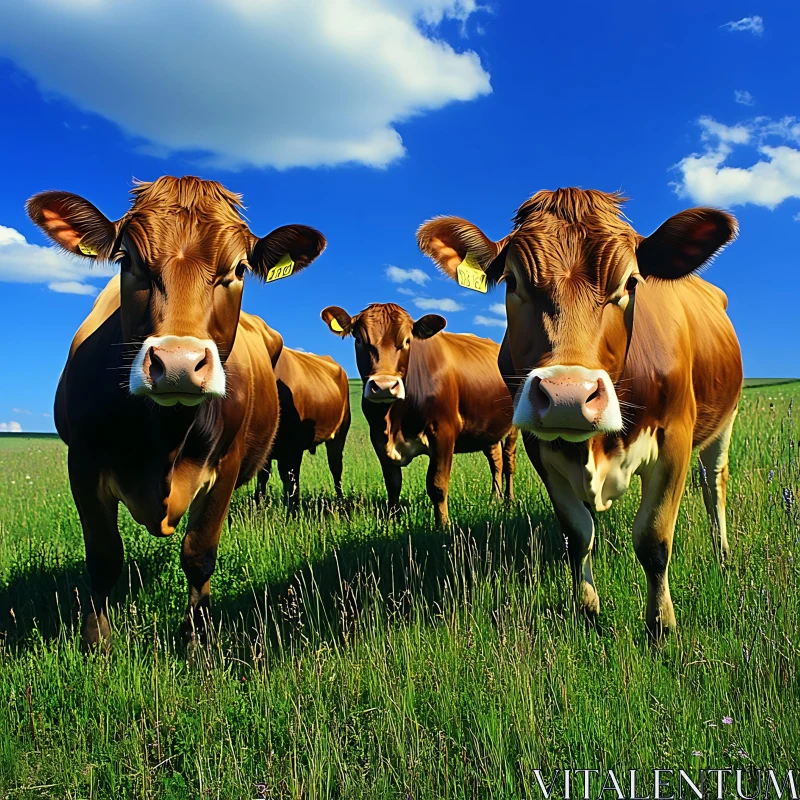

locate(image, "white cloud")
[[12, 408, 31, 415], [413, 297, 464, 312], [0, 421, 22, 433], [396, 286, 417, 296], [48, 281, 99, 296], [721, 16, 764, 35], [474, 315, 506, 327], [794, 212, 800, 222], [489, 303, 505, 316], [698, 116, 751, 145], [386, 266, 430, 285], [735, 90, 755, 106], [0, 224, 113, 295], [0, 0, 491, 170], [672, 116, 800, 209]]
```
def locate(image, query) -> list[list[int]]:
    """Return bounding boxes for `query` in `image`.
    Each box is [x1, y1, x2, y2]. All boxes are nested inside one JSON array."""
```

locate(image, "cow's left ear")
[[250, 224, 326, 281], [417, 216, 508, 287], [412, 314, 446, 339], [636, 208, 737, 279]]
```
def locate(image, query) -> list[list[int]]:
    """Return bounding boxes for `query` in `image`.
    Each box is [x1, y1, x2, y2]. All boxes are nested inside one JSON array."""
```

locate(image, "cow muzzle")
[[129, 336, 226, 406], [512, 365, 622, 442], [364, 374, 405, 403]]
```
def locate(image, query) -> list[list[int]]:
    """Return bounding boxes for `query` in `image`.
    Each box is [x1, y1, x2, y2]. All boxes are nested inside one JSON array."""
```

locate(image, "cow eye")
[[504, 272, 517, 293], [235, 261, 247, 280], [625, 275, 639, 293]]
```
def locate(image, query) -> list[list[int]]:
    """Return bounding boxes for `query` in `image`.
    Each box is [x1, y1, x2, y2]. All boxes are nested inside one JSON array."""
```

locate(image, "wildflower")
[[722, 716, 733, 725], [738, 749, 750, 759], [767, 470, 775, 484], [25, 474, 30, 480], [692, 751, 702, 757]]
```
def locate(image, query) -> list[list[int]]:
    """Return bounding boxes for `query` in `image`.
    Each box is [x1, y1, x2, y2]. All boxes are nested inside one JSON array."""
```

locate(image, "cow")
[[27, 176, 326, 649], [253, 347, 351, 511], [320, 302, 518, 526], [417, 188, 742, 638]]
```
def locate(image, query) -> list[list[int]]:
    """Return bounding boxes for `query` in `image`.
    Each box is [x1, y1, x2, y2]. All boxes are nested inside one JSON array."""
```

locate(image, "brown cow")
[[254, 347, 351, 511], [27, 176, 326, 649], [418, 189, 742, 637], [320, 303, 517, 526]]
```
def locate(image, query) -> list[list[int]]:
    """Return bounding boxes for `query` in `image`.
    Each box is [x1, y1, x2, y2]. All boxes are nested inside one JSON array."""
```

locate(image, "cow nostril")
[[149, 348, 165, 384], [530, 377, 551, 410], [195, 350, 210, 373], [586, 387, 599, 404]]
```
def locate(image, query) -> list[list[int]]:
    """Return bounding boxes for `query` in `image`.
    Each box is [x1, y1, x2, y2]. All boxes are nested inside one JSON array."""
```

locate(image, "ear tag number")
[[266, 253, 294, 282], [330, 318, 344, 332], [77, 241, 98, 257], [457, 252, 488, 293]]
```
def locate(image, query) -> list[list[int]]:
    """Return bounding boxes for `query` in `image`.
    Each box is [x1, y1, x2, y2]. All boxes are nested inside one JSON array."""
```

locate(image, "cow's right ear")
[[26, 191, 118, 259], [321, 306, 353, 337], [417, 216, 507, 287]]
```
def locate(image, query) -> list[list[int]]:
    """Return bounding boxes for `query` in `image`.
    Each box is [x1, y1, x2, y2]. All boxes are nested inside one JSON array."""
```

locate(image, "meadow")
[[0, 380, 798, 799]]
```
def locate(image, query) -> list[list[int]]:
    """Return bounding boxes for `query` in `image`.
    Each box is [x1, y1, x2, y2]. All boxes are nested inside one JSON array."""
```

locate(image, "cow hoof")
[[645, 610, 677, 644], [81, 614, 112, 654], [578, 583, 600, 619]]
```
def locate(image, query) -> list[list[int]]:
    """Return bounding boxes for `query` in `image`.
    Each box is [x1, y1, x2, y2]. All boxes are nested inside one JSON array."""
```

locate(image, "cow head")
[[321, 303, 445, 403], [418, 189, 736, 442], [28, 176, 326, 407]]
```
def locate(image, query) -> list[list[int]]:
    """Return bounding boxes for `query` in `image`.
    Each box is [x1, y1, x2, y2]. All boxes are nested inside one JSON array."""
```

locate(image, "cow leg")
[[527, 438, 599, 617], [325, 409, 350, 499], [426, 429, 455, 527], [371, 430, 402, 516], [179, 460, 239, 644], [277, 454, 302, 514], [379, 458, 403, 517], [699, 408, 737, 560], [548, 468, 599, 617], [254, 459, 272, 505], [502, 429, 518, 501], [484, 442, 504, 500], [634, 431, 692, 639], [69, 453, 122, 651]]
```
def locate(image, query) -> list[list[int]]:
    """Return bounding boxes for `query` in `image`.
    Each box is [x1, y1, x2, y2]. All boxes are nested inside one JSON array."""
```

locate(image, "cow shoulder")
[[69, 275, 121, 358]]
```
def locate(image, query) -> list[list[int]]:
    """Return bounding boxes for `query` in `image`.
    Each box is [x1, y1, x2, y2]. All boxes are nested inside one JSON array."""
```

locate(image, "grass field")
[[1, 381, 799, 798]]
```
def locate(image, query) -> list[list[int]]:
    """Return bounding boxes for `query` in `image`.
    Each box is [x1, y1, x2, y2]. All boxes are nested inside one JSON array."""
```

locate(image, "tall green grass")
[[0, 382, 798, 798]]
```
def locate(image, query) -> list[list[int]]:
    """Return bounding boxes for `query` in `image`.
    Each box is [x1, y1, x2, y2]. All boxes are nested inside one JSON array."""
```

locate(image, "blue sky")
[[1, 0, 798, 432]]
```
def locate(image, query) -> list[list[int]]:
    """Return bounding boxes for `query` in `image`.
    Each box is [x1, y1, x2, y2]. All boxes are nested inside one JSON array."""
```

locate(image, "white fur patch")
[[512, 364, 623, 441]]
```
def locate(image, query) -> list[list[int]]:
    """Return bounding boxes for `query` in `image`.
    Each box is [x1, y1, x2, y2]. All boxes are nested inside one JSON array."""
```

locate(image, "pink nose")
[[365, 375, 404, 402], [528, 372, 608, 430], [144, 345, 213, 395]]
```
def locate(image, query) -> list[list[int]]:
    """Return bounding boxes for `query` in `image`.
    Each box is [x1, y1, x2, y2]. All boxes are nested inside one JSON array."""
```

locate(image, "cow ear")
[[636, 208, 737, 279], [417, 216, 508, 287], [412, 314, 446, 339], [321, 306, 353, 337], [251, 224, 326, 282], [26, 191, 118, 259]]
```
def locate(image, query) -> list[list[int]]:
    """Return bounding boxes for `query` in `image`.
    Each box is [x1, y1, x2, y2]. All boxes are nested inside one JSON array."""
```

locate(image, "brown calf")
[[418, 189, 742, 636], [321, 303, 517, 526], [28, 176, 326, 649], [254, 347, 351, 511]]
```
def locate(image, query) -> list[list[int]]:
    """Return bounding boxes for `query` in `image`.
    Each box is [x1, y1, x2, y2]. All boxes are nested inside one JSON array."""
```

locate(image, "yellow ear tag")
[[266, 253, 294, 282], [330, 318, 344, 333], [77, 241, 98, 257], [456, 251, 488, 293]]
